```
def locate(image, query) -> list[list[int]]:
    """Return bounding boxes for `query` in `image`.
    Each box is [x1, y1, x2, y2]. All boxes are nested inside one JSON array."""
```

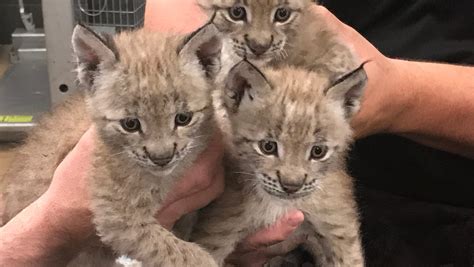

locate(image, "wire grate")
[[74, 0, 146, 29]]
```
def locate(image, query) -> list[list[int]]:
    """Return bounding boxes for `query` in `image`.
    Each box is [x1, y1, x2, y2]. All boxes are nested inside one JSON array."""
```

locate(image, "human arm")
[[311, 6, 474, 158], [0, 127, 95, 266], [386, 61, 474, 158], [0, 125, 299, 267], [0, 127, 224, 266]]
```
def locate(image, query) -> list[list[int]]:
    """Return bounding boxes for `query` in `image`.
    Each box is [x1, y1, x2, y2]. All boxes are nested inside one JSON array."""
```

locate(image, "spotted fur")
[[192, 60, 367, 266], [199, 0, 357, 78], [1, 24, 222, 266]]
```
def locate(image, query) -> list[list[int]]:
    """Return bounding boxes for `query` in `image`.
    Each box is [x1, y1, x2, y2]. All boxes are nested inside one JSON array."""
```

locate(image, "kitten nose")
[[277, 171, 305, 194], [149, 154, 174, 167], [280, 181, 304, 194], [144, 144, 177, 167], [245, 36, 273, 56]]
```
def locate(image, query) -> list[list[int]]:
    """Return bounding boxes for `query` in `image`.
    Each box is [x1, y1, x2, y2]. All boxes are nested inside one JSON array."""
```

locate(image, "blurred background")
[[0, 0, 146, 175]]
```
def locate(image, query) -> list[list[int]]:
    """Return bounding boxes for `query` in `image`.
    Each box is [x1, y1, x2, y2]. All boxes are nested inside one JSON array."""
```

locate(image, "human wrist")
[[38, 192, 94, 249], [351, 55, 402, 137], [0, 196, 86, 266], [382, 58, 419, 135]]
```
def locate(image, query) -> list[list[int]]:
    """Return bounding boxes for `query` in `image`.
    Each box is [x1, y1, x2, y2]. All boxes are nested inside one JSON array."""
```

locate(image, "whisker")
[[185, 144, 205, 150], [317, 184, 325, 193], [110, 149, 129, 157], [193, 134, 212, 139]]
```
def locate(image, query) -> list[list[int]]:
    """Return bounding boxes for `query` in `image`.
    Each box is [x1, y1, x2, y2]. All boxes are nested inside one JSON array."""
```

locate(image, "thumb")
[[239, 210, 305, 251]]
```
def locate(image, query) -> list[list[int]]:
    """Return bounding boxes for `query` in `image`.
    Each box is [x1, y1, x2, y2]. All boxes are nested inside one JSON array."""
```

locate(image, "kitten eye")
[[274, 7, 292, 23], [120, 118, 141, 133], [228, 6, 247, 21], [310, 145, 328, 160], [258, 140, 278, 156], [175, 112, 193, 127]]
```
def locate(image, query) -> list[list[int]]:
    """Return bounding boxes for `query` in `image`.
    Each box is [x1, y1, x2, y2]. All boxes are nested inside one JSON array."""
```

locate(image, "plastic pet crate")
[[74, 0, 146, 30]]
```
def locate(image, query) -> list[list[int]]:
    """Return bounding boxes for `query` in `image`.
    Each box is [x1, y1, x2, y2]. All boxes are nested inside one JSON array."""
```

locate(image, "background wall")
[[0, 0, 44, 44]]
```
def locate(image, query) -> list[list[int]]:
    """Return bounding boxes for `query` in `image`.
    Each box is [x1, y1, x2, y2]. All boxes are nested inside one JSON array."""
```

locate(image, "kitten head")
[[199, 0, 313, 61], [72, 24, 222, 174], [219, 60, 367, 199]]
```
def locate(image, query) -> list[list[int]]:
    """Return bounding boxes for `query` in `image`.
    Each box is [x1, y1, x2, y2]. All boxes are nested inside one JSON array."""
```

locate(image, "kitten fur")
[[193, 1, 365, 265], [1, 24, 222, 266], [198, 0, 358, 76], [191, 60, 367, 266]]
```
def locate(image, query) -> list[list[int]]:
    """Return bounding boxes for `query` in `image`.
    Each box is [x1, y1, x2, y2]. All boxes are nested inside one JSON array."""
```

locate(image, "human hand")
[[310, 5, 407, 138], [225, 210, 306, 267], [145, 0, 207, 33], [0, 127, 96, 267], [40, 124, 223, 238], [157, 131, 225, 230], [39, 126, 96, 246]]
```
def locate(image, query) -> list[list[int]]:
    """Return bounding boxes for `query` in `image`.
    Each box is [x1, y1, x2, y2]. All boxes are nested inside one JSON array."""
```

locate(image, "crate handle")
[[78, 0, 108, 17]]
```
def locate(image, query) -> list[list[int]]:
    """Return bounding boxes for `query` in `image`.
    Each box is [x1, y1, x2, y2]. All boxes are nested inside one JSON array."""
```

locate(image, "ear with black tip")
[[224, 60, 272, 113], [325, 62, 368, 119], [72, 24, 118, 88], [178, 23, 222, 79]]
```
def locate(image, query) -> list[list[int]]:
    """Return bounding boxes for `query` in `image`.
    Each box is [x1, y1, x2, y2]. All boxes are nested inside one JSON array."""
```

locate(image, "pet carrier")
[[74, 0, 146, 30]]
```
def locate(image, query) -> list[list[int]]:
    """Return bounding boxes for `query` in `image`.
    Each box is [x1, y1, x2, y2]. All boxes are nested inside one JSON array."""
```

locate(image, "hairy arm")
[[312, 6, 474, 158]]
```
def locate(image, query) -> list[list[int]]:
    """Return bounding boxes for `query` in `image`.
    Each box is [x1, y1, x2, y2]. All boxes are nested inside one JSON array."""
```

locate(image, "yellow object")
[[0, 115, 33, 123]]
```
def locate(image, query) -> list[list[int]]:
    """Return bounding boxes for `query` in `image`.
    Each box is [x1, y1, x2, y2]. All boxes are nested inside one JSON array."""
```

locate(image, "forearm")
[[0, 196, 80, 266], [390, 59, 474, 157]]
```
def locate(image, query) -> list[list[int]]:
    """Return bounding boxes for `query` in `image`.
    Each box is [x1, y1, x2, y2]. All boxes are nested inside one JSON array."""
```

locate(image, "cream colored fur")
[[199, 0, 358, 76], [191, 61, 367, 266], [192, 1, 366, 266], [1, 24, 222, 266]]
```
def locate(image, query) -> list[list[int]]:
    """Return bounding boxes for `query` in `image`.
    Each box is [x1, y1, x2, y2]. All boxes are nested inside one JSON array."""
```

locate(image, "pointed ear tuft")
[[72, 24, 118, 88], [325, 62, 369, 119], [178, 23, 222, 79], [224, 60, 271, 113]]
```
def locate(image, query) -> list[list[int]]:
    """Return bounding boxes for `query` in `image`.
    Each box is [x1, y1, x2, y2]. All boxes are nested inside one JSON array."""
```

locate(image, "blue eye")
[[120, 118, 141, 132]]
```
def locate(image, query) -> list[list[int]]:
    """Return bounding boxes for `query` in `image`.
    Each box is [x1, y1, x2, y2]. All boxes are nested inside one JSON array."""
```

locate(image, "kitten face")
[[91, 65, 213, 174], [220, 61, 366, 199], [200, 0, 312, 61], [72, 24, 221, 174]]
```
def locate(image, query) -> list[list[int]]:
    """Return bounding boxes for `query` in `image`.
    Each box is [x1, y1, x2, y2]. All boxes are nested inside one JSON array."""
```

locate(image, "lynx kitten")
[[191, 60, 367, 266], [194, 1, 365, 265], [199, 0, 357, 75], [1, 24, 222, 266]]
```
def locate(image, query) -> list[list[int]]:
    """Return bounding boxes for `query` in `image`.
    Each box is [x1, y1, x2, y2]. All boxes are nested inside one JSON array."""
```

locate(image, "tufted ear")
[[325, 62, 368, 119], [72, 24, 118, 88], [223, 60, 272, 113], [178, 23, 222, 79]]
